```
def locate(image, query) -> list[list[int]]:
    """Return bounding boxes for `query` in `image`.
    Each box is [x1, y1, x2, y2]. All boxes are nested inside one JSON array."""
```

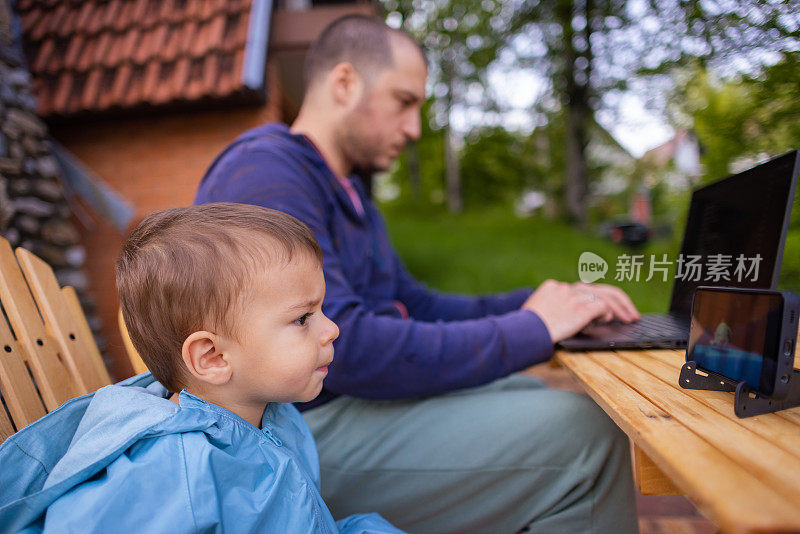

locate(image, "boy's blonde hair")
[[116, 203, 323, 392]]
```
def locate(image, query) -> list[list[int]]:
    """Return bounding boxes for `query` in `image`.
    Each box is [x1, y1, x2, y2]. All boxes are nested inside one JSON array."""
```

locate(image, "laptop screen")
[[669, 150, 799, 316]]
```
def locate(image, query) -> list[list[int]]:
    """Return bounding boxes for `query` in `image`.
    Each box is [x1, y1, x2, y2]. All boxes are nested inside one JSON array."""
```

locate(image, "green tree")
[[382, 0, 798, 228], [508, 0, 798, 227], [459, 127, 529, 208], [675, 52, 800, 181], [393, 98, 446, 205], [509, 0, 632, 229], [382, 0, 512, 212]]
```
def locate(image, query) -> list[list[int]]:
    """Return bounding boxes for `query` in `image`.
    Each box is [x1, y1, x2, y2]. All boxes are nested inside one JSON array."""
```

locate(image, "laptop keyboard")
[[620, 314, 689, 339]]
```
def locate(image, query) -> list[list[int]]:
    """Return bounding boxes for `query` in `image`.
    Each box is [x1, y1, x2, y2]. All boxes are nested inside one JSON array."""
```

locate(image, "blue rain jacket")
[[0, 373, 403, 534]]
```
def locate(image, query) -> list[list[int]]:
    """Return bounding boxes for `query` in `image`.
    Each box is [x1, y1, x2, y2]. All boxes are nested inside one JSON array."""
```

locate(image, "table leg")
[[631, 442, 682, 495]]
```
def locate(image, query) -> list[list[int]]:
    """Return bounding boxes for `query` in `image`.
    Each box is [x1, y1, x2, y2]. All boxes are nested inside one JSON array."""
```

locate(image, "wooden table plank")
[[592, 351, 800, 508], [557, 350, 800, 533], [616, 350, 800, 460], [643, 348, 800, 427]]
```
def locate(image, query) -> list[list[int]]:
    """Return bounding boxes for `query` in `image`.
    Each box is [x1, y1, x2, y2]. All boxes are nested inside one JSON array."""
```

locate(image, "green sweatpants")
[[303, 374, 639, 534]]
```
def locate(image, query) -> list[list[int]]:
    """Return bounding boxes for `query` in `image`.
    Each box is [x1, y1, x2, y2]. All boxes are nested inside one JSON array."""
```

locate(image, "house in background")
[[640, 129, 702, 190], [15, 0, 377, 378]]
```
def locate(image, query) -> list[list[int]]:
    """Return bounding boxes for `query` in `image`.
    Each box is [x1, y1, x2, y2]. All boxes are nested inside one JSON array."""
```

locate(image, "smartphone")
[[686, 286, 799, 399]]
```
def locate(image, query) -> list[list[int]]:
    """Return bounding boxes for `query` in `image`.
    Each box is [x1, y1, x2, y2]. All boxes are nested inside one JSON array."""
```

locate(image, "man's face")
[[340, 37, 427, 174], [225, 253, 339, 405]]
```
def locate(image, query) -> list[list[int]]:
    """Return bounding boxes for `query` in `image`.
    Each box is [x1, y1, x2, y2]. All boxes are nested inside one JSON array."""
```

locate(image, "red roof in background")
[[16, 0, 258, 118]]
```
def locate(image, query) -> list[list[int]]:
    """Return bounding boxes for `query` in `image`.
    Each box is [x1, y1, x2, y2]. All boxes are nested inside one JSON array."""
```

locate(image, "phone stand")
[[679, 361, 800, 418]]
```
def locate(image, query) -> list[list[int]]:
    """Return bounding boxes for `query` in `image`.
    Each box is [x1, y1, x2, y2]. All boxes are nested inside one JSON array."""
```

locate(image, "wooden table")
[[555, 347, 800, 534]]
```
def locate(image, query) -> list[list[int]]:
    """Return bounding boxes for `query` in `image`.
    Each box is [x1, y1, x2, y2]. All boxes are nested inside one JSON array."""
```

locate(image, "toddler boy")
[[0, 203, 403, 533]]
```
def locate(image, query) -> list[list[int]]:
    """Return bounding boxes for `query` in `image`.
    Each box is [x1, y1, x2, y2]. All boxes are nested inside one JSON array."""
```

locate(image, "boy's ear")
[[181, 331, 232, 386]]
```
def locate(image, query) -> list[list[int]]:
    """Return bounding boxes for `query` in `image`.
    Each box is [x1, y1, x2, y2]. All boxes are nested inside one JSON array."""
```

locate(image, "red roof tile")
[[16, 0, 38, 11], [103, 0, 123, 28], [152, 62, 176, 104], [113, 2, 135, 32], [63, 34, 84, 67], [32, 38, 54, 72], [202, 54, 220, 95], [57, 7, 79, 37], [141, 59, 161, 101], [17, 0, 258, 118], [82, 68, 104, 109], [97, 68, 119, 110], [52, 71, 73, 113], [161, 26, 182, 62], [47, 4, 68, 34], [74, 3, 95, 32]]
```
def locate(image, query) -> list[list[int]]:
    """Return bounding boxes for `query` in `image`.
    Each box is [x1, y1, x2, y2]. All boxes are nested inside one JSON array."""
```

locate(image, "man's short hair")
[[304, 14, 424, 89], [116, 203, 323, 393]]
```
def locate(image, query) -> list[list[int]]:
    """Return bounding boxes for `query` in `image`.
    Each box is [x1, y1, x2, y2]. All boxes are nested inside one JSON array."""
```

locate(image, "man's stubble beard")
[[338, 101, 390, 176]]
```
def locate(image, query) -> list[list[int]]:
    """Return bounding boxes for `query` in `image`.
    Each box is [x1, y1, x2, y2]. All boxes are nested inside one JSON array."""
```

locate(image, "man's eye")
[[294, 313, 312, 326]]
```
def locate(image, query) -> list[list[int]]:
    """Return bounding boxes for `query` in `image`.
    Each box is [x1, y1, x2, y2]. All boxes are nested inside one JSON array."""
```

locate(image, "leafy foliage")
[[460, 127, 532, 207], [380, 1, 800, 233]]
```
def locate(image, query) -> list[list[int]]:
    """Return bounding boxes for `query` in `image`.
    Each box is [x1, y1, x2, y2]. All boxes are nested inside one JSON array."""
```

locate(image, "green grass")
[[379, 204, 681, 314]]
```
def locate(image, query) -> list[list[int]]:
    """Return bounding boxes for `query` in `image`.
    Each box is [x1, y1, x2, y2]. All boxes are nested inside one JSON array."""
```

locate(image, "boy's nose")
[[322, 314, 339, 344]]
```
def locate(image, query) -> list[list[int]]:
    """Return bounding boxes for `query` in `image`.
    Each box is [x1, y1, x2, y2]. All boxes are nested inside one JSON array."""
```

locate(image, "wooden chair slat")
[[0, 238, 73, 409], [118, 308, 148, 375], [15, 248, 107, 395], [0, 312, 46, 430], [0, 400, 14, 443], [61, 286, 111, 386]]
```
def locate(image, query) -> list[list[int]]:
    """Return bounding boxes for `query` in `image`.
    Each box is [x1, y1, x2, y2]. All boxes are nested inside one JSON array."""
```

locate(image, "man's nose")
[[404, 110, 421, 141]]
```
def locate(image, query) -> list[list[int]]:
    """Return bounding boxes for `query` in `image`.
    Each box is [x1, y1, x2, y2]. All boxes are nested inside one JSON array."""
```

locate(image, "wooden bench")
[[0, 236, 111, 443], [556, 347, 800, 534]]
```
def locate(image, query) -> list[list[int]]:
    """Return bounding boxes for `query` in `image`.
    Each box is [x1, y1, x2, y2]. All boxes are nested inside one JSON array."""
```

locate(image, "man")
[[196, 15, 640, 533]]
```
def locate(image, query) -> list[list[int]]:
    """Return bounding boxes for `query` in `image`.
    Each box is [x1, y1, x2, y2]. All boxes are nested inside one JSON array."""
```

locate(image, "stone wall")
[[0, 12, 107, 365]]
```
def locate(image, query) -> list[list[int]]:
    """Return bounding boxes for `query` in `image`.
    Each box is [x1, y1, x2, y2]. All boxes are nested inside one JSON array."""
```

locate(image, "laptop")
[[558, 149, 799, 350]]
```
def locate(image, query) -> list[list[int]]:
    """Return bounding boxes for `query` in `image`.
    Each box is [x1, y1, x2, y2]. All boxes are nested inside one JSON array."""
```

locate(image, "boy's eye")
[[294, 313, 312, 326]]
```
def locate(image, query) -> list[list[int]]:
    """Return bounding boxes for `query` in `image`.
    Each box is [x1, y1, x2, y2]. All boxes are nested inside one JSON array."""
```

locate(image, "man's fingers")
[[585, 283, 640, 321], [599, 291, 636, 322], [603, 285, 640, 319], [578, 296, 610, 323]]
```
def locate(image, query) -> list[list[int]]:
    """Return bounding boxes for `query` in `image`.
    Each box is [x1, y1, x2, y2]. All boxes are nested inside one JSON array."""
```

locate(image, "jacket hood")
[[0, 373, 216, 532]]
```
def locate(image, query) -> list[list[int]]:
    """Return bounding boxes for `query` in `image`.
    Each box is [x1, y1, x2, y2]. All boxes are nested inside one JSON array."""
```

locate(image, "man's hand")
[[521, 280, 641, 343], [570, 281, 641, 324]]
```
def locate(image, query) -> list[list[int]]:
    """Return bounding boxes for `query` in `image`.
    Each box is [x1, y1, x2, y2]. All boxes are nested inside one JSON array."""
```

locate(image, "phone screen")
[[687, 288, 783, 394]]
